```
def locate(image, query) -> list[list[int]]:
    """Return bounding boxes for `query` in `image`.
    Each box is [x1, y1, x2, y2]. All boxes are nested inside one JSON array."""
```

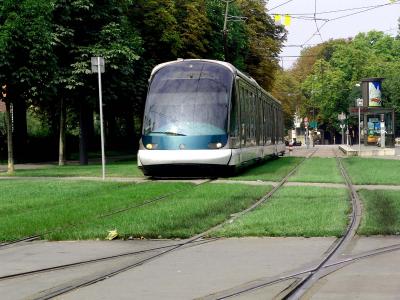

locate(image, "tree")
[[52, 0, 142, 164], [174, 0, 211, 58], [0, 0, 56, 170]]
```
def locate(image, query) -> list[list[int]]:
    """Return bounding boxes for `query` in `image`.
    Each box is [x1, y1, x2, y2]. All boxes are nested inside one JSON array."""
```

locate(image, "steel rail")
[[0, 238, 216, 282], [200, 148, 400, 300], [28, 152, 317, 300], [283, 150, 362, 299], [200, 240, 400, 300]]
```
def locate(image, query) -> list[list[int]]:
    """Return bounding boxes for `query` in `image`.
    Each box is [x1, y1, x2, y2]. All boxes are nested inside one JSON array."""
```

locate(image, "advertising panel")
[[368, 81, 382, 107]]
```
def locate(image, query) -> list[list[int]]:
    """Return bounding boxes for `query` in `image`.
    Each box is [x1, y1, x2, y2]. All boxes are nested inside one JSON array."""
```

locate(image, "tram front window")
[[143, 62, 233, 136]]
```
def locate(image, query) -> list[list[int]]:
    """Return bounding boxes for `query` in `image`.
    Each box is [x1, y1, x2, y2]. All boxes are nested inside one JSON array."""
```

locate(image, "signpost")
[[338, 112, 346, 144], [304, 117, 309, 149], [380, 113, 385, 149], [91, 57, 106, 180], [356, 98, 363, 154]]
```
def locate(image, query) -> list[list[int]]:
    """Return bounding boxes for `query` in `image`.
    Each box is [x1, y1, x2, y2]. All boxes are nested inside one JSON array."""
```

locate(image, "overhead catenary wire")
[[271, 0, 400, 49], [299, 0, 400, 48], [313, 0, 324, 43], [272, 1, 400, 16], [268, 0, 296, 12]]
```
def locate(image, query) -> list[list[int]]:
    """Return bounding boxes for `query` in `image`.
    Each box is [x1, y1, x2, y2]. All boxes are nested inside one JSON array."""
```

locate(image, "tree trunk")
[[12, 99, 27, 161], [5, 101, 14, 174], [58, 98, 66, 166], [79, 102, 89, 165], [124, 109, 136, 150]]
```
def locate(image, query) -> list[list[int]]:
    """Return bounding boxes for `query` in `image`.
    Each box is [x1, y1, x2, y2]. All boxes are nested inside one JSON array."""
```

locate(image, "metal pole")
[[97, 57, 106, 180], [341, 127, 344, 145], [223, 0, 230, 61], [358, 106, 361, 155]]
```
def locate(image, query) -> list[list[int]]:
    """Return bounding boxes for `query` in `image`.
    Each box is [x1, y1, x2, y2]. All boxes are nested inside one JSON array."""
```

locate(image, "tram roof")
[[151, 59, 281, 105]]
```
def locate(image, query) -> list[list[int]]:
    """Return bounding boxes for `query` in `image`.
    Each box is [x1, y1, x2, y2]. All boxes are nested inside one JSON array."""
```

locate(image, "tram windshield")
[[143, 61, 233, 136]]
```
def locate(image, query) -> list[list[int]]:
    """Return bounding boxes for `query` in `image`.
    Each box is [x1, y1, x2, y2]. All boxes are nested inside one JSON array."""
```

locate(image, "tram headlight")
[[145, 143, 158, 150], [208, 142, 224, 149]]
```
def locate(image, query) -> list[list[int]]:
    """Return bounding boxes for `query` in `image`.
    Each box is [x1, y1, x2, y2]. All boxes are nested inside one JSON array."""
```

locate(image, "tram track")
[[1, 152, 317, 300], [198, 148, 364, 299], [282, 151, 362, 299]]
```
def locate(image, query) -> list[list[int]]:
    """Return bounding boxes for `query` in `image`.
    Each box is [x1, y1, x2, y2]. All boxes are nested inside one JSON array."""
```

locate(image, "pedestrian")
[[349, 126, 355, 146]]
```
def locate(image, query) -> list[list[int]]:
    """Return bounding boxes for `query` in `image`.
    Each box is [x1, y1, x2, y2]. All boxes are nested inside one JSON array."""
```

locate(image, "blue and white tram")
[[138, 59, 285, 176]]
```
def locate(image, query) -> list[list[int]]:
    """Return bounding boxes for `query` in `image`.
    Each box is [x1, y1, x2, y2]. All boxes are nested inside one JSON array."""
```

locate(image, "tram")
[[137, 59, 285, 176]]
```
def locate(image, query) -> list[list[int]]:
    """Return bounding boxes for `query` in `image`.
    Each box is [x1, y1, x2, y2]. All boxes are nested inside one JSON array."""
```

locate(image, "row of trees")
[[272, 28, 400, 140], [0, 0, 286, 171]]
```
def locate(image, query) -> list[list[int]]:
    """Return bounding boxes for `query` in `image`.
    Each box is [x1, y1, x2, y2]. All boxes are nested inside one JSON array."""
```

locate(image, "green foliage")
[[276, 29, 400, 135], [0, 0, 287, 161], [0, 0, 57, 103], [238, 0, 286, 90]]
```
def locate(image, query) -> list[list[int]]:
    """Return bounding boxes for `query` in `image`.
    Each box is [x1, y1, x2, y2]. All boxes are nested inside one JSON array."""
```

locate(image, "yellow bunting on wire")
[[274, 14, 291, 27], [274, 15, 282, 25], [284, 14, 291, 26]]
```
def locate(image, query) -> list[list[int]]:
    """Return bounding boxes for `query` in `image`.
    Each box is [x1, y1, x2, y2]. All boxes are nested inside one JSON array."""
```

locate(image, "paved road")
[[2, 237, 400, 299]]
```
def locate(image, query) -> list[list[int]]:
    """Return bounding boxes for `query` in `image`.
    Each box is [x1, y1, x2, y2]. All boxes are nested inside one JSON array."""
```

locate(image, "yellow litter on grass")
[[106, 229, 118, 240]]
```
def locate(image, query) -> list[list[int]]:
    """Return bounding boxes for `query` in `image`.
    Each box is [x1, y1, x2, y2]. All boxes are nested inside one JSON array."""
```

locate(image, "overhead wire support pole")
[[222, 0, 234, 61]]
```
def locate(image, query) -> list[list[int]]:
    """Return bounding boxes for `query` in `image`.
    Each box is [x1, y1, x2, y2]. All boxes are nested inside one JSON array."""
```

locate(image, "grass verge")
[[289, 158, 344, 183], [48, 183, 272, 240], [342, 158, 400, 185], [358, 190, 400, 235], [231, 157, 303, 181], [213, 186, 350, 237], [0, 160, 143, 178], [0, 181, 272, 241], [0, 180, 192, 241]]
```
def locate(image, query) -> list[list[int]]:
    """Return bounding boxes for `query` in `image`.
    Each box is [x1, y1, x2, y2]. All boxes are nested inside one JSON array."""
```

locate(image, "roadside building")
[[349, 78, 395, 148]]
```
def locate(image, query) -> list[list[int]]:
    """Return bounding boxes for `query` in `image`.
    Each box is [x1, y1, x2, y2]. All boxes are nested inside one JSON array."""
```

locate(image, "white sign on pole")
[[356, 98, 363, 107], [91, 57, 105, 73]]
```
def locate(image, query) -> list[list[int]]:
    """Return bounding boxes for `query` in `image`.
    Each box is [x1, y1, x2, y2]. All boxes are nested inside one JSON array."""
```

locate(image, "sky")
[[266, 0, 400, 69]]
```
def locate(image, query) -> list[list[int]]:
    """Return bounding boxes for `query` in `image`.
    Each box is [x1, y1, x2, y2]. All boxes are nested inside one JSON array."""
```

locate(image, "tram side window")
[[267, 102, 272, 144], [229, 85, 240, 148], [246, 89, 251, 145], [264, 100, 268, 144], [240, 85, 246, 147], [271, 106, 276, 144], [258, 96, 263, 146], [250, 91, 255, 146]]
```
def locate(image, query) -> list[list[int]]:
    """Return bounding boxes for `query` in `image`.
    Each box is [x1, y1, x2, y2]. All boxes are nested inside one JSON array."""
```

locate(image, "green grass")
[[358, 190, 400, 235], [289, 158, 344, 183], [0, 180, 272, 241], [342, 158, 400, 185], [0, 160, 143, 178], [48, 184, 272, 240], [231, 157, 303, 181], [214, 186, 350, 237], [0, 180, 192, 241]]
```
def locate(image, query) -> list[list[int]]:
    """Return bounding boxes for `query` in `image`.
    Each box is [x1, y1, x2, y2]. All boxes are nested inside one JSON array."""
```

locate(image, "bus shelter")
[[348, 78, 395, 147]]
